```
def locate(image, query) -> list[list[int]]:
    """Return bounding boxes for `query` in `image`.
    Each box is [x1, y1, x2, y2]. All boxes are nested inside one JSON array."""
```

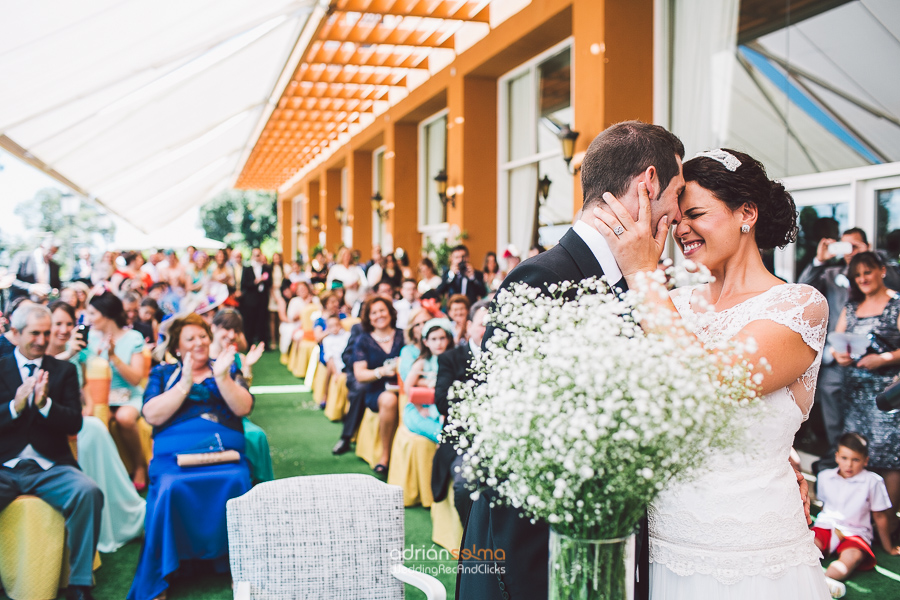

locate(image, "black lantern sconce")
[[557, 124, 580, 174], [371, 192, 391, 220]]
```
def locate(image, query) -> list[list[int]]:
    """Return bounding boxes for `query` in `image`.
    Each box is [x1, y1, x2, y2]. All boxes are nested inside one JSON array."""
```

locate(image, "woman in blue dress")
[[352, 297, 404, 475], [128, 313, 254, 600]]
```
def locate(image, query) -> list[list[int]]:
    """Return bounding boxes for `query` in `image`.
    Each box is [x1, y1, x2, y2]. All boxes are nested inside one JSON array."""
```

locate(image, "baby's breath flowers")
[[446, 266, 761, 540]]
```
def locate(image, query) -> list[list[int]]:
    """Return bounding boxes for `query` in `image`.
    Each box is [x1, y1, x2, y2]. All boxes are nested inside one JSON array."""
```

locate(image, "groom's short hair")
[[580, 120, 684, 208]]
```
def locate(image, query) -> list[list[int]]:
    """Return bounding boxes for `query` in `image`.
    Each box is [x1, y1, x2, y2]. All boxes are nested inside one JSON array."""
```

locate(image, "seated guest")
[[0, 303, 103, 600], [330, 318, 365, 456], [313, 292, 345, 343], [417, 258, 443, 296], [322, 315, 351, 378], [379, 253, 404, 290], [138, 298, 161, 346], [432, 304, 488, 524], [351, 297, 404, 474], [375, 281, 395, 301], [48, 301, 145, 553], [1, 298, 34, 359], [209, 309, 264, 386], [84, 290, 149, 490], [446, 294, 471, 346], [403, 319, 454, 443], [482, 251, 501, 293], [122, 291, 153, 344], [399, 308, 431, 382], [209, 309, 271, 485], [281, 281, 319, 355], [128, 314, 253, 600], [393, 278, 420, 330], [314, 292, 347, 373]]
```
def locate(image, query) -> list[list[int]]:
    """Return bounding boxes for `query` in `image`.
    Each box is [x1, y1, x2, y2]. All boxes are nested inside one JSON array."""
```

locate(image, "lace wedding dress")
[[649, 283, 831, 600]]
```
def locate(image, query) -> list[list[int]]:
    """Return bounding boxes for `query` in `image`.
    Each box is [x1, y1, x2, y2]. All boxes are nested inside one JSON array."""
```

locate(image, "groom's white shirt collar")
[[572, 220, 622, 283]]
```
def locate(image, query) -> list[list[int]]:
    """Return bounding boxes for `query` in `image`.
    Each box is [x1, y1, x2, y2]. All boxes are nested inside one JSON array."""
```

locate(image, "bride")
[[592, 149, 833, 599]]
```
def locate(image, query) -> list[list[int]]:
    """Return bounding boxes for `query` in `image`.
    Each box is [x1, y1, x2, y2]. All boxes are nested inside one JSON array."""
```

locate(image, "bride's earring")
[[740, 224, 750, 233]]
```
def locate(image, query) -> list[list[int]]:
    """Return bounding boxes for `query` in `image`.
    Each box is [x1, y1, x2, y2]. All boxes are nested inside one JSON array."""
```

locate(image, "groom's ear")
[[643, 165, 660, 201]]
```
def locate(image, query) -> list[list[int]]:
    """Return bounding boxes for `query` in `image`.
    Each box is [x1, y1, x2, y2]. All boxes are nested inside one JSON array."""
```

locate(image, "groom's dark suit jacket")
[[456, 227, 648, 600], [0, 353, 83, 468]]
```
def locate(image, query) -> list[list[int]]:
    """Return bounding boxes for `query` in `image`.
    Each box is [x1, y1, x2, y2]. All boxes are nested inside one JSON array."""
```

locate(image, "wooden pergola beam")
[[319, 24, 455, 49], [306, 44, 430, 69], [336, 0, 490, 23], [284, 82, 389, 102], [297, 64, 408, 87]]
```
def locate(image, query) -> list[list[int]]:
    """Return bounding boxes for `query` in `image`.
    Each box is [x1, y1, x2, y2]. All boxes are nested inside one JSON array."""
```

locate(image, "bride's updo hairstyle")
[[683, 149, 799, 250]]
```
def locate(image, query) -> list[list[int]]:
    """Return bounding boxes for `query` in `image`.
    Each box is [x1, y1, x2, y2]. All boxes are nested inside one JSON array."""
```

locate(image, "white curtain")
[[508, 164, 538, 257], [670, 0, 741, 155], [424, 116, 447, 226]]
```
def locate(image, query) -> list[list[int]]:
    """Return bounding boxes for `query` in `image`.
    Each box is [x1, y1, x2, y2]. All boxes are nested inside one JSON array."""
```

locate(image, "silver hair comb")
[[693, 149, 741, 172]]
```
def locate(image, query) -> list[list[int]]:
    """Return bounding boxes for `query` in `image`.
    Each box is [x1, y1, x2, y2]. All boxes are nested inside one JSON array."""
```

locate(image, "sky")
[[0, 148, 206, 258]]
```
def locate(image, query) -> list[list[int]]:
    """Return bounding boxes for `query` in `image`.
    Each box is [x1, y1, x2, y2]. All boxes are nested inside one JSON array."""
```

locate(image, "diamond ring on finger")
[[613, 225, 625, 236]]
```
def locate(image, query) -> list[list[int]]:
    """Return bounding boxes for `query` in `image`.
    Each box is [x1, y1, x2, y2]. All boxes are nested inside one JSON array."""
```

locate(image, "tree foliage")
[[200, 189, 278, 249], [10, 188, 116, 277]]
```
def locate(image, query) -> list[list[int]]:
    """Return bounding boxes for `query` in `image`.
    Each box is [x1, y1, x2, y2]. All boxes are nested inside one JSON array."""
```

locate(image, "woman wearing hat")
[[403, 318, 454, 443]]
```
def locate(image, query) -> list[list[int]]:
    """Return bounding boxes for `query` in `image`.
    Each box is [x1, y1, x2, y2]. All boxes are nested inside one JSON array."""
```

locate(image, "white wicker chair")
[[227, 473, 446, 600]]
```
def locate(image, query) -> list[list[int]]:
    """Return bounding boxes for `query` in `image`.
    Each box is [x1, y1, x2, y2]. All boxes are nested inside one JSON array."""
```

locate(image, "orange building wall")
[[278, 0, 654, 263]]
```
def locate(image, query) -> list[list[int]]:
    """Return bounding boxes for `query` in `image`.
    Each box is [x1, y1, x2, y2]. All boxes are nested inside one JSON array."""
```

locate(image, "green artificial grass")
[[6, 350, 900, 599]]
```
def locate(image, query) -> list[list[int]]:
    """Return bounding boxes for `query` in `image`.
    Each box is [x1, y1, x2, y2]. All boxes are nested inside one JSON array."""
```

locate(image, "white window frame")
[[418, 108, 450, 235], [340, 166, 351, 248], [496, 37, 573, 252], [372, 145, 386, 246], [775, 161, 900, 281]]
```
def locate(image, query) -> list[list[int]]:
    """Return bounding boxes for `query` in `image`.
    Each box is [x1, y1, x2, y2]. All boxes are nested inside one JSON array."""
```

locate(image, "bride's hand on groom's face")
[[592, 182, 669, 279]]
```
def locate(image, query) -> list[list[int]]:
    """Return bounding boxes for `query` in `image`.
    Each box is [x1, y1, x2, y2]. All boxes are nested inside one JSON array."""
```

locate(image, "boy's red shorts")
[[812, 527, 877, 571]]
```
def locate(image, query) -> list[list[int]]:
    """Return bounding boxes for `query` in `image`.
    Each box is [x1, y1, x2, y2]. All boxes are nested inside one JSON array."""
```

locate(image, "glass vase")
[[549, 529, 627, 600]]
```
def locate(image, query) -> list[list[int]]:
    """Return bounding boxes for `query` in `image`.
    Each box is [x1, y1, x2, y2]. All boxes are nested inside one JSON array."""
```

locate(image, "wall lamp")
[[557, 124, 580, 174], [538, 174, 552, 203], [371, 192, 391, 220], [434, 169, 456, 208], [334, 205, 347, 225], [311, 214, 320, 229]]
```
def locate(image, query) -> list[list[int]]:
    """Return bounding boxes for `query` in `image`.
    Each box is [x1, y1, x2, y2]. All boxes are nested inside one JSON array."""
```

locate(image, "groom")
[[456, 120, 686, 600]]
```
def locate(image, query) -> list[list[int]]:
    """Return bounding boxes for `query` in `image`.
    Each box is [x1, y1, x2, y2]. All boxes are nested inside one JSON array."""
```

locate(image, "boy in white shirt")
[[393, 278, 420, 330], [813, 432, 899, 595], [321, 315, 350, 376]]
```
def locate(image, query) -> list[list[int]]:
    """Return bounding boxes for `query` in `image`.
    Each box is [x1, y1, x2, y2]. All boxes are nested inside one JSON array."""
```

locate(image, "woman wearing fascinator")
[[592, 149, 834, 599]]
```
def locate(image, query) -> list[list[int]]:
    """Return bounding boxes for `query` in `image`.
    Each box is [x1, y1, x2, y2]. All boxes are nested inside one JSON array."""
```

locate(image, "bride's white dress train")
[[649, 283, 831, 600]]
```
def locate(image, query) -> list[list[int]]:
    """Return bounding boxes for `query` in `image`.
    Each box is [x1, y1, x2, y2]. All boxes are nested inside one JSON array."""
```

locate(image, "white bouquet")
[[446, 267, 762, 542]]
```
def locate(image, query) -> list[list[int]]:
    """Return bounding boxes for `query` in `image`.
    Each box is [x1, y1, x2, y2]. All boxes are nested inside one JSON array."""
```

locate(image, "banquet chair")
[[0, 438, 101, 600], [287, 304, 321, 378], [387, 392, 437, 507], [355, 408, 383, 469], [227, 474, 445, 600], [323, 372, 349, 421], [431, 487, 464, 552]]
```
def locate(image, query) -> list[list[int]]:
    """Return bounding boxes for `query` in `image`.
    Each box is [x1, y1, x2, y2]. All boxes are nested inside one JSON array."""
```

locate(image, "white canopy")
[[0, 0, 320, 232], [727, 0, 900, 178]]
